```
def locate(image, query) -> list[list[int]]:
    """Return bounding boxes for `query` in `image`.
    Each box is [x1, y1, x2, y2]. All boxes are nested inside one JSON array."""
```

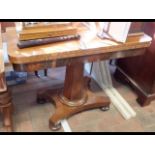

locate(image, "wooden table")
[[5, 24, 152, 131]]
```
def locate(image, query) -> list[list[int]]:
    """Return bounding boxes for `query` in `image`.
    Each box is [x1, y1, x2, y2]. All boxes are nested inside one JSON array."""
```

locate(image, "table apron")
[[12, 48, 145, 72]]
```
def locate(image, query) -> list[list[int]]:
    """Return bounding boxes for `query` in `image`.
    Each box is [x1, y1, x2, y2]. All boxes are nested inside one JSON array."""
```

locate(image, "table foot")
[[100, 106, 110, 111], [36, 76, 111, 131], [49, 121, 61, 131], [48, 90, 110, 131]]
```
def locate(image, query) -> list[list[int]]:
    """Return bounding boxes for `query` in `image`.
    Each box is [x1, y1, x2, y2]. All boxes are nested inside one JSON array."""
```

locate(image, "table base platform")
[[37, 77, 110, 131]]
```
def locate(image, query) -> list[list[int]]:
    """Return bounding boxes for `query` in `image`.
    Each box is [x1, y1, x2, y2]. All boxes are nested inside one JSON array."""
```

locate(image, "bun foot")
[[49, 121, 61, 131], [100, 106, 110, 111]]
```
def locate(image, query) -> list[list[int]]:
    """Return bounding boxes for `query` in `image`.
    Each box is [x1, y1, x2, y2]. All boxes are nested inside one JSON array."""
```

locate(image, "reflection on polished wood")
[[6, 26, 151, 65], [5, 23, 152, 131], [0, 25, 6, 93]]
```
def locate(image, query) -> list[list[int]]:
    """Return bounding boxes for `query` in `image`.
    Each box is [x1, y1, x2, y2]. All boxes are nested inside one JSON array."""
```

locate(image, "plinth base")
[[37, 77, 110, 131]]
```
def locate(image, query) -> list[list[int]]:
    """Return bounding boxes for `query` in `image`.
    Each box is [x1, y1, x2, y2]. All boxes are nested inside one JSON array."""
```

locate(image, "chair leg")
[[44, 69, 48, 76], [35, 71, 40, 77], [35, 70, 48, 77], [3, 104, 13, 132]]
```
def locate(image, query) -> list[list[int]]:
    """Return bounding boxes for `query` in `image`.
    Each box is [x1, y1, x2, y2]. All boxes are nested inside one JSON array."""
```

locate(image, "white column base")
[[61, 119, 72, 132], [85, 61, 136, 120]]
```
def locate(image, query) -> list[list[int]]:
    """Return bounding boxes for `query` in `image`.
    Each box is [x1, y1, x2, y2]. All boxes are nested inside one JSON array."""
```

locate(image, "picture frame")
[[98, 22, 131, 43]]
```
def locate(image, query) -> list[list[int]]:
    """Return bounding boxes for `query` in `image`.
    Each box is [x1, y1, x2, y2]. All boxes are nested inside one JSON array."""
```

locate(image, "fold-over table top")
[[5, 24, 152, 65]]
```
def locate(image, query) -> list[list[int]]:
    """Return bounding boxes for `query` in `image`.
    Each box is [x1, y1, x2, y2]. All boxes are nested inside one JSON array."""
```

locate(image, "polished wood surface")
[[115, 22, 155, 106], [37, 73, 110, 131], [6, 27, 151, 65], [19, 25, 77, 41], [5, 23, 152, 131], [0, 25, 4, 73], [0, 24, 13, 131], [12, 48, 146, 72], [0, 90, 13, 132], [0, 25, 6, 92]]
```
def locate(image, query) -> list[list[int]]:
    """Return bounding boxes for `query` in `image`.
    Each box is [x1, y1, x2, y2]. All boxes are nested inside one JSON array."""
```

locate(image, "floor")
[[1, 66, 155, 132]]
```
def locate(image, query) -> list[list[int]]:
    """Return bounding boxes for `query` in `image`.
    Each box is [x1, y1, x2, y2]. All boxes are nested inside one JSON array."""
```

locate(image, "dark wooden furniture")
[[5, 23, 151, 131], [115, 22, 155, 106], [0, 25, 13, 132]]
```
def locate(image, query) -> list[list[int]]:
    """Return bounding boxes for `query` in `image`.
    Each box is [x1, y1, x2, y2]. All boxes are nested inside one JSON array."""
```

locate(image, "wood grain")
[[23, 22, 72, 30], [19, 26, 77, 41], [0, 24, 7, 93], [0, 25, 13, 132], [0, 25, 4, 73], [13, 48, 146, 72], [0, 24, 5, 73], [4, 22, 152, 131], [6, 26, 152, 65]]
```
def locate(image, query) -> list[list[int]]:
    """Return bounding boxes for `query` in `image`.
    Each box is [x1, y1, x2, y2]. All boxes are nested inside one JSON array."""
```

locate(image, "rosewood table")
[[5, 24, 152, 131]]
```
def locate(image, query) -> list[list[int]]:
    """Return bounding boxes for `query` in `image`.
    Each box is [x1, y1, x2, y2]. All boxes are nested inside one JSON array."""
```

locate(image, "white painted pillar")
[[85, 61, 136, 120]]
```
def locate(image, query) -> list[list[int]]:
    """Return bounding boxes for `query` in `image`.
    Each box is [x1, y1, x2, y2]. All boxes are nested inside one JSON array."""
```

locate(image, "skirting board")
[[99, 60, 136, 118], [85, 61, 136, 120]]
